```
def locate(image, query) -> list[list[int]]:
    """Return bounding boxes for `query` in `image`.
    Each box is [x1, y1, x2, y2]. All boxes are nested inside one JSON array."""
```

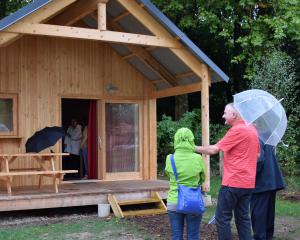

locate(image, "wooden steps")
[[108, 191, 167, 218]]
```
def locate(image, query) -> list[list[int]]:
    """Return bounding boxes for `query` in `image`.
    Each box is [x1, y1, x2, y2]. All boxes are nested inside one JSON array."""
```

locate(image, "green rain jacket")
[[165, 128, 206, 204]]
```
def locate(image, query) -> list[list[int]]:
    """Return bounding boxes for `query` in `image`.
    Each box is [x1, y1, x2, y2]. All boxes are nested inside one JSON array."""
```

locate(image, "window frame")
[[0, 93, 18, 137]]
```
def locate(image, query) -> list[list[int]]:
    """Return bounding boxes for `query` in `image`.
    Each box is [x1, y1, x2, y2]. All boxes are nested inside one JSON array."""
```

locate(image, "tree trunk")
[[175, 94, 188, 120]]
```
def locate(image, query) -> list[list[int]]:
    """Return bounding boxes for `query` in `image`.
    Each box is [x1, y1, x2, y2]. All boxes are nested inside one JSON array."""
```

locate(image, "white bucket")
[[98, 203, 111, 217]]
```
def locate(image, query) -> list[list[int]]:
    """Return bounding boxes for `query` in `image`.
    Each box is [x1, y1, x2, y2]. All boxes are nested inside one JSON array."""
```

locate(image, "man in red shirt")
[[196, 103, 260, 240]]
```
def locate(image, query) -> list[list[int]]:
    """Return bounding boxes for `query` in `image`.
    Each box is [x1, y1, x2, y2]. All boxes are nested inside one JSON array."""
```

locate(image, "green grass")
[[276, 198, 300, 217], [0, 218, 159, 240], [208, 175, 221, 198]]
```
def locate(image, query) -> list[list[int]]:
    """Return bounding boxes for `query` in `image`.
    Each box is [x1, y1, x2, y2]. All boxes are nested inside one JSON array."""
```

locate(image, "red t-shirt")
[[216, 120, 260, 188]]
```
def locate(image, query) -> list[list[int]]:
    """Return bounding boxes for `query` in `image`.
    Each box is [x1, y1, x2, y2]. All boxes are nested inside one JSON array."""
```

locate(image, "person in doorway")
[[64, 119, 82, 155], [250, 141, 285, 240], [80, 124, 88, 180], [165, 127, 206, 240], [195, 103, 260, 240], [64, 119, 82, 178]]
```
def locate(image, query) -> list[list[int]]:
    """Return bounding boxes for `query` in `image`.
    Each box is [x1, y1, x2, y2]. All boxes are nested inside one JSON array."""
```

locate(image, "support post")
[[98, 1, 109, 31], [201, 64, 211, 192]]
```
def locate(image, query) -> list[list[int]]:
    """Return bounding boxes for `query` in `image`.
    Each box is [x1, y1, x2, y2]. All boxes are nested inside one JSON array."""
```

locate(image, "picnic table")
[[0, 153, 77, 195]]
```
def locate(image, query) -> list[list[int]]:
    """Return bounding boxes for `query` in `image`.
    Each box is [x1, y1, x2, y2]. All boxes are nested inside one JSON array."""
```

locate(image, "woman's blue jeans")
[[168, 210, 202, 240]]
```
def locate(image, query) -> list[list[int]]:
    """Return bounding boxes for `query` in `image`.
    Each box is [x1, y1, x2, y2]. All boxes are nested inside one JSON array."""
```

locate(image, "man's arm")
[[195, 144, 220, 155]]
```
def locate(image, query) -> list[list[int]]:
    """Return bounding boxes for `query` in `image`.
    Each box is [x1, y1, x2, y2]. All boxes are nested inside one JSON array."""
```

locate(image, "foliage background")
[[153, 0, 300, 176]]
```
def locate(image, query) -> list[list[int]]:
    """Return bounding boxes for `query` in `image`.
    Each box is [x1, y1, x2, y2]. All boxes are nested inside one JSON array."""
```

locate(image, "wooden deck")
[[0, 180, 169, 212]]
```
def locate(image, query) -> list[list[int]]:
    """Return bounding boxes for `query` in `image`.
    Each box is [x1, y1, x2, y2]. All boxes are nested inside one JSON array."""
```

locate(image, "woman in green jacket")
[[165, 127, 206, 240]]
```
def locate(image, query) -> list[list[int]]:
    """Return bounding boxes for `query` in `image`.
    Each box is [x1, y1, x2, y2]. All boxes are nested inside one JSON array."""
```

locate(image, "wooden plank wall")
[[0, 35, 154, 187]]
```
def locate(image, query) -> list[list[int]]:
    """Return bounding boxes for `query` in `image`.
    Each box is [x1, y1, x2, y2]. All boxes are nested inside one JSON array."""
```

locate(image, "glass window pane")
[[105, 103, 139, 173], [0, 99, 13, 132]]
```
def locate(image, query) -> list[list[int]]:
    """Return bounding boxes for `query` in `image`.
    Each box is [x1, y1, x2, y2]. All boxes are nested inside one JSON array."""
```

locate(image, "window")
[[0, 93, 18, 137], [105, 103, 140, 173]]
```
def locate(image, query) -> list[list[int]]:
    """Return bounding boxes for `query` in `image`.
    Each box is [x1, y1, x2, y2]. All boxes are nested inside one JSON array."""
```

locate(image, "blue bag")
[[170, 154, 205, 214]]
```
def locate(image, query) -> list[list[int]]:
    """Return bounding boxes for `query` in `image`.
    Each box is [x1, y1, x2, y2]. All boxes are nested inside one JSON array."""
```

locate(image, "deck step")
[[123, 208, 166, 217], [118, 198, 160, 205], [108, 191, 167, 218]]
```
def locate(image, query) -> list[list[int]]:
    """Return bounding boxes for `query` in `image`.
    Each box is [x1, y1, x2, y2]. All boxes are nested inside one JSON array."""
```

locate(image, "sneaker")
[[82, 175, 88, 180]]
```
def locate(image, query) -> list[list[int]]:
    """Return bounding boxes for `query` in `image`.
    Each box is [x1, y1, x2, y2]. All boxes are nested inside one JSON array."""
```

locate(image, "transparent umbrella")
[[233, 89, 287, 146]]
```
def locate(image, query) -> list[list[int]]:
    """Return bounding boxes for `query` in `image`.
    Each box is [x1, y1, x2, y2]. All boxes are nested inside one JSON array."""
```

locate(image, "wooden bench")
[[0, 153, 78, 195]]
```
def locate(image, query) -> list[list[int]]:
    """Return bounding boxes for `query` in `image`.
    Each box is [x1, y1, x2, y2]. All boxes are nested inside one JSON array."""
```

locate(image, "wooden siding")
[[0, 35, 154, 187]]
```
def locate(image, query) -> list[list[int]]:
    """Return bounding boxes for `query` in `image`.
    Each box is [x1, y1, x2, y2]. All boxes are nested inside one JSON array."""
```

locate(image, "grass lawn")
[[0, 218, 159, 240]]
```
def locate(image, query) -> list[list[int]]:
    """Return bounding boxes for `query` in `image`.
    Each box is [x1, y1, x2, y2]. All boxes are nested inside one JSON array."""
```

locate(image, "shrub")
[[250, 50, 300, 176], [157, 109, 227, 175]]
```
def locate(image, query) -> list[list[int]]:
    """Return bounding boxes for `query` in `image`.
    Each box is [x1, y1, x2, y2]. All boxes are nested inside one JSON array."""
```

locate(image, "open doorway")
[[61, 98, 98, 181]]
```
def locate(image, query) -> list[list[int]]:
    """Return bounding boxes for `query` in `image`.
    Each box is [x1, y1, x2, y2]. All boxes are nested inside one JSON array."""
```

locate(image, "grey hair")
[[226, 103, 241, 118]]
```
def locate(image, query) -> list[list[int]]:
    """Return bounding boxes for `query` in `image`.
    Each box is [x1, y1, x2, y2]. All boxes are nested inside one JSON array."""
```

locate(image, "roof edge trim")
[[0, 0, 52, 31], [137, 0, 229, 82]]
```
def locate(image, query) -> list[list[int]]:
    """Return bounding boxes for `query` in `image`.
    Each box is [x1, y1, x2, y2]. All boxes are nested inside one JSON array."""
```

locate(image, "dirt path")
[[0, 208, 299, 240]]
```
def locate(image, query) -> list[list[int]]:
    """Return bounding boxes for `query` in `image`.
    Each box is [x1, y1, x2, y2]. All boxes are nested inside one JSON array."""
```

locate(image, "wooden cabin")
[[0, 0, 228, 210]]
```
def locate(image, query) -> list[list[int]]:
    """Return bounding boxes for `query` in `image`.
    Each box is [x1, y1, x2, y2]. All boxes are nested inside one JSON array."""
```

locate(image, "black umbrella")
[[25, 126, 65, 153]]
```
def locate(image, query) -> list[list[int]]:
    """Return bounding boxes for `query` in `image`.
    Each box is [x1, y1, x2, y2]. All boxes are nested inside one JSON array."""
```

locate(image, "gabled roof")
[[0, 0, 229, 91]]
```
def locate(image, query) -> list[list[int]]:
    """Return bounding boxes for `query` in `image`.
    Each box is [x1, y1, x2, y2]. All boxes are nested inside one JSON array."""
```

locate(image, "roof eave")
[[137, 0, 229, 83], [0, 0, 52, 31]]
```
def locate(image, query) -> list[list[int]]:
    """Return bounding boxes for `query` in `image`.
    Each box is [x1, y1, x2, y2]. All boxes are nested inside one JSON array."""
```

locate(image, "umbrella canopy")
[[26, 126, 65, 153], [233, 89, 287, 146]]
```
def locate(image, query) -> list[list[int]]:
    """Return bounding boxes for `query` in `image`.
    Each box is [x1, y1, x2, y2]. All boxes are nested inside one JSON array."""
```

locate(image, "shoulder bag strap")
[[170, 154, 179, 182]]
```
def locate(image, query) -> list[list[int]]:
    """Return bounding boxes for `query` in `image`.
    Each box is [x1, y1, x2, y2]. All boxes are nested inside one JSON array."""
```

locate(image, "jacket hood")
[[174, 127, 195, 151]]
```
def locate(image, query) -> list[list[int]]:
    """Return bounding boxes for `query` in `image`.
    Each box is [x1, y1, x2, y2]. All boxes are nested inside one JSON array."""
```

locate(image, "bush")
[[250, 50, 300, 176], [157, 109, 227, 175]]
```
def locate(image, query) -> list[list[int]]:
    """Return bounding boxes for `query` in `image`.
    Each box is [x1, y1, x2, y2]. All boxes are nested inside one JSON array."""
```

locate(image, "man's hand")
[[201, 182, 210, 192], [195, 145, 220, 155]]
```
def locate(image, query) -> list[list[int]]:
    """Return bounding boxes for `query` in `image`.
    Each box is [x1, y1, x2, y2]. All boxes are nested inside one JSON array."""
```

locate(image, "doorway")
[[61, 98, 98, 180]]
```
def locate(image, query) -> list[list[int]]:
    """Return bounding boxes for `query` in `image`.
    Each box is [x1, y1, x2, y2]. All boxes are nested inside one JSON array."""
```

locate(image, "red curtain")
[[88, 101, 97, 179]]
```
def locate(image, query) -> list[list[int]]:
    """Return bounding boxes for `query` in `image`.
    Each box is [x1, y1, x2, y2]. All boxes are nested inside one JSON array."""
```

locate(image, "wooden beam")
[[4, 23, 179, 48], [151, 79, 165, 84], [201, 65, 211, 191], [175, 71, 195, 79], [104, 16, 178, 86], [148, 99, 157, 179], [112, 3, 145, 23], [122, 53, 135, 60], [145, 46, 156, 51], [124, 45, 179, 86], [98, 1, 108, 31], [112, 11, 131, 23], [150, 82, 201, 99], [0, 0, 77, 47], [48, 0, 102, 26], [117, 0, 207, 80]]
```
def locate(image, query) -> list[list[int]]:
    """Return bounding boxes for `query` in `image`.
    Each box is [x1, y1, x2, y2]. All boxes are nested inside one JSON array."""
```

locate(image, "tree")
[[0, 0, 32, 19], [250, 50, 299, 176], [152, 0, 300, 98]]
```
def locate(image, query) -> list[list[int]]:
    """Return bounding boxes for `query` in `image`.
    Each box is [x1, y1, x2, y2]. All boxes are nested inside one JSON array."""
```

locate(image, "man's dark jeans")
[[215, 186, 253, 240]]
